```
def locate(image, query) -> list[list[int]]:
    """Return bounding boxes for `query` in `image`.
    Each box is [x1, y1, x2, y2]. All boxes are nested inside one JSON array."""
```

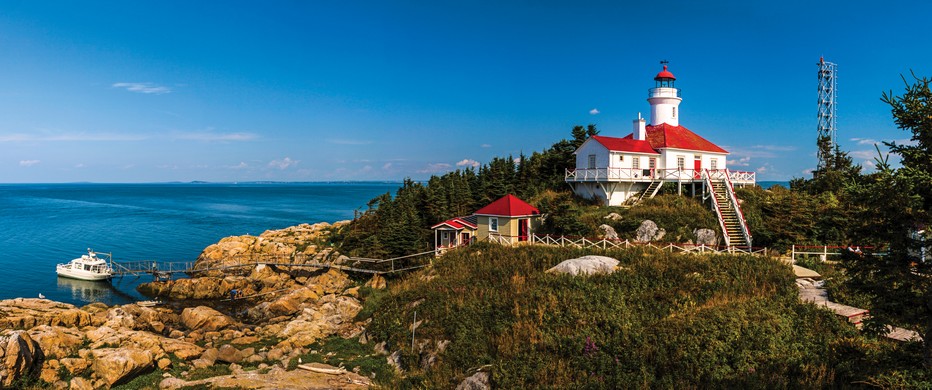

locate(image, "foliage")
[[735, 185, 866, 250], [364, 243, 882, 388], [841, 73, 932, 365]]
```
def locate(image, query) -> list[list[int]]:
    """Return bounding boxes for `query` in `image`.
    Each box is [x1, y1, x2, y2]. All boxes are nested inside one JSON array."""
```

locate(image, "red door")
[[518, 219, 529, 241], [693, 157, 702, 179]]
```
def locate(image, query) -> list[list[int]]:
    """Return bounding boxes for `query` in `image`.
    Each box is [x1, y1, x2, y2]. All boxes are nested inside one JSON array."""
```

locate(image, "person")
[[229, 289, 238, 301]]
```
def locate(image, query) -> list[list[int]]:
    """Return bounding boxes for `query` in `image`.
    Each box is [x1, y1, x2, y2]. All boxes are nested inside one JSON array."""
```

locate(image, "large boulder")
[[0, 330, 44, 387], [89, 348, 153, 387], [26, 326, 84, 360], [635, 220, 666, 243], [693, 228, 718, 246], [182, 306, 237, 332], [546, 256, 620, 276], [599, 224, 619, 240], [456, 371, 491, 390]]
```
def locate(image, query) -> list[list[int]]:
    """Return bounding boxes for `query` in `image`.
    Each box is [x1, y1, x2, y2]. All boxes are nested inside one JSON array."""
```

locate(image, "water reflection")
[[56, 277, 137, 305]]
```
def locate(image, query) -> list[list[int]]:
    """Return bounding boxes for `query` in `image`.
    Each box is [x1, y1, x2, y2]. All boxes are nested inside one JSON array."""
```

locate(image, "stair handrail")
[[703, 169, 732, 248], [723, 168, 752, 247]]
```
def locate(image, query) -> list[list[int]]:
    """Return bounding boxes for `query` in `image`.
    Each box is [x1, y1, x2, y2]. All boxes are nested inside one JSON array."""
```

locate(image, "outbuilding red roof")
[[431, 216, 478, 230], [590, 135, 660, 154], [474, 194, 540, 217]]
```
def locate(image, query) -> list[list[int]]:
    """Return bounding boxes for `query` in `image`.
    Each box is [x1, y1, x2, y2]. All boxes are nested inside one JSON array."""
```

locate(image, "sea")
[[0, 182, 401, 307]]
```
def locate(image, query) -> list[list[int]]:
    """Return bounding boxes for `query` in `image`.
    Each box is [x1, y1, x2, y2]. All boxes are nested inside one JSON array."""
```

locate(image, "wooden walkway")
[[110, 250, 435, 280], [792, 265, 921, 342]]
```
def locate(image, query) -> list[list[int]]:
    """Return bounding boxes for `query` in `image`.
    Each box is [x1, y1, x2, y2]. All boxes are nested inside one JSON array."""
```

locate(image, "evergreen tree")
[[844, 73, 932, 365]]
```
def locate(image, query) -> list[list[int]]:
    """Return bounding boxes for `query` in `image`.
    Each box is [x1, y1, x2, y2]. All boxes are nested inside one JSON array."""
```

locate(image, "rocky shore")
[[0, 221, 387, 389]]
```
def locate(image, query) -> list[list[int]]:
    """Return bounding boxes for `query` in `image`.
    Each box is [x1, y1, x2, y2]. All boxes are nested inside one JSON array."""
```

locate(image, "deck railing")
[[566, 168, 755, 184]]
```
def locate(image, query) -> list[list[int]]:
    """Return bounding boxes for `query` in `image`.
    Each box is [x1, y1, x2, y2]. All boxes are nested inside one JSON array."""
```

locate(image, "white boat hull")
[[56, 267, 111, 281]]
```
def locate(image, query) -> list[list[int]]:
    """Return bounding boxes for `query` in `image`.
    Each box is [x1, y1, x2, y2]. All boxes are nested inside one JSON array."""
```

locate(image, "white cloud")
[[752, 144, 796, 152], [849, 150, 878, 160], [480, 144, 491, 148], [268, 157, 298, 170], [418, 163, 452, 174], [589, 108, 600, 115], [756, 165, 768, 174], [456, 159, 480, 168], [727, 156, 751, 167], [802, 168, 815, 175], [382, 163, 393, 170], [229, 162, 248, 169], [327, 139, 372, 145], [74, 163, 85, 168], [18, 160, 40, 167], [112, 82, 171, 94], [850, 137, 878, 145]]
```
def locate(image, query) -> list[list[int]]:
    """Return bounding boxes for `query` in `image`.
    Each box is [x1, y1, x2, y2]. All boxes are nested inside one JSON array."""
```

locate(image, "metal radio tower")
[[817, 57, 837, 170]]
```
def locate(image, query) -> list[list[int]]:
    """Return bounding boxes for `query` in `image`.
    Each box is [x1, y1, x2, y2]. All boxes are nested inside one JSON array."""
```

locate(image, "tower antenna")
[[816, 58, 837, 171]]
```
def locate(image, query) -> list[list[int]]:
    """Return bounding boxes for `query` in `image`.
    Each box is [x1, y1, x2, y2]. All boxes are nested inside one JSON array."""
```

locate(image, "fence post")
[[823, 246, 828, 263], [791, 245, 795, 262]]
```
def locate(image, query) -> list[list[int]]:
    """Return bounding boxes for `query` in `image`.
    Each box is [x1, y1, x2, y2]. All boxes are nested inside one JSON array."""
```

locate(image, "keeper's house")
[[565, 63, 755, 207]]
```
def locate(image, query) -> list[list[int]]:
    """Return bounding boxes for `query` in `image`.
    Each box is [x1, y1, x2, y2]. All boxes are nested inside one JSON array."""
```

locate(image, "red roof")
[[431, 216, 478, 230], [474, 194, 540, 217], [654, 64, 676, 81], [644, 123, 728, 153], [590, 135, 660, 154]]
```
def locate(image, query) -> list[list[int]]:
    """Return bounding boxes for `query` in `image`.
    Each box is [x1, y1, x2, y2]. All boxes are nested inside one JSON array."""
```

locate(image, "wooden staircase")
[[703, 170, 752, 248], [634, 180, 663, 205]]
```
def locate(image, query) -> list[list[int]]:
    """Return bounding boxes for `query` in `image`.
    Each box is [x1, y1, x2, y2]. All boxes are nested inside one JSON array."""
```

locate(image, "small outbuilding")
[[432, 194, 541, 254]]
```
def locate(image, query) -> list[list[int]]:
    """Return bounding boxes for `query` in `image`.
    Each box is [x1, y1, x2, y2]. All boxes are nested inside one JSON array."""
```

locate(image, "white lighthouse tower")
[[647, 61, 681, 126]]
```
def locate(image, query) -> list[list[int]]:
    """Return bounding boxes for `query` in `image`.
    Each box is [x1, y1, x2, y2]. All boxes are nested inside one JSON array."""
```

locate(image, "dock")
[[108, 250, 434, 281]]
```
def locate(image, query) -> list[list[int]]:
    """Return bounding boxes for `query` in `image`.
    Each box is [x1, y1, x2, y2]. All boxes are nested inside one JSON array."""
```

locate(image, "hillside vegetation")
[[363, 243, 912, 388]]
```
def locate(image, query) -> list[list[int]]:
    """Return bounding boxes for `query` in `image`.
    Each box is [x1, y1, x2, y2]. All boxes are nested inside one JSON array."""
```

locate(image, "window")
[[677, 156, 685, 170], [649, 158, 656, 169], [672, 107, 676, 118], [618, 155, 624, 162], [587, 154, 596, 169], [711, 158, 718, 170], [632, 156, 640, 170], [489, 217, 499, 232]]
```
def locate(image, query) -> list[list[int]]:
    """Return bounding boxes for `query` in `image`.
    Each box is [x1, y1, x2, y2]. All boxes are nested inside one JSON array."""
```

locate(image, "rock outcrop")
[[0, 330, 44, 387], [635, 220, 666, 243], [693, 228, 718, 246], [181, 306, 237, 332], [194, 221, 351, 275], [599, 224, 619, 240]]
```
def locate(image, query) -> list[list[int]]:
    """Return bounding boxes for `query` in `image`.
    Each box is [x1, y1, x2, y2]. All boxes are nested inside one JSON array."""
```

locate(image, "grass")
[[361, 242, 918, 388]]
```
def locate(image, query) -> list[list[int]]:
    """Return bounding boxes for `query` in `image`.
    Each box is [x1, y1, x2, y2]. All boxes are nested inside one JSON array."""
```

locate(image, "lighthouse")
[[647, 61, 681, 126]]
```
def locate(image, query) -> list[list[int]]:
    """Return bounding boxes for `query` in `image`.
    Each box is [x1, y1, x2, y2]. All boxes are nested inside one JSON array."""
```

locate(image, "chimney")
[[632, 112, 646, 140]]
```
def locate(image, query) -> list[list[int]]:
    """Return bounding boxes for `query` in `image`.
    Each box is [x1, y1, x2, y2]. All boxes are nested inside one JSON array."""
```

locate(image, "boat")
[[136, 300, 162, 307], [56, 249, 113, 281]]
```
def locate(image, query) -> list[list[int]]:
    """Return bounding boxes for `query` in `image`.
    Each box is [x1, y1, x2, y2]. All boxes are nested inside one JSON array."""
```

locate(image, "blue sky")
[[0, 0, 928, 183]]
